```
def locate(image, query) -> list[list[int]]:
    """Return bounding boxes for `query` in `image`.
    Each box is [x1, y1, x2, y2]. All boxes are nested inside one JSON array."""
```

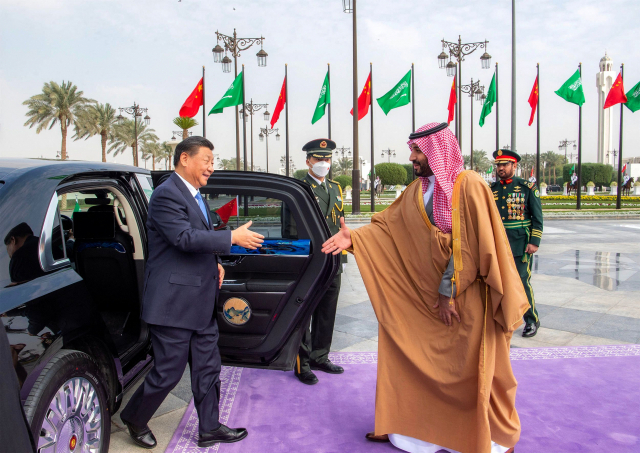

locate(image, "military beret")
[[302, 138, 336, 158], [493, 149, 521, 163]]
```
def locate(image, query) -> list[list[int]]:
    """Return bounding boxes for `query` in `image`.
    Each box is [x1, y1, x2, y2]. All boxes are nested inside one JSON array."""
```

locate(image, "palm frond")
[[173, 116, 198, 130]]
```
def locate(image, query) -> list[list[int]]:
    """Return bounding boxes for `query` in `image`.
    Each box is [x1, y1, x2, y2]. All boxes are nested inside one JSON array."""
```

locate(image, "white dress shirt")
[[175, 172, 199, 198]]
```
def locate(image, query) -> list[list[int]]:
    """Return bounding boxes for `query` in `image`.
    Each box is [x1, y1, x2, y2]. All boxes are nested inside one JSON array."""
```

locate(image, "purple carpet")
[[165, 346, 640, 453]]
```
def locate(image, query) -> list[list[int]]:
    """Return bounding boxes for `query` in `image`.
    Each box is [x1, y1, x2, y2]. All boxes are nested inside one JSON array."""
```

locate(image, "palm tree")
[[108, 118, 158, 166], [541, 151, 556, 184], [551, 152, 565, 184], [140, 140, 164, 171], [173, 116, 199, 140], [334, 157, 353, 176], [73, 103, 118, 162], [158, 141, 173, 170], [520, 153, 536, 180], [23, 81, 94, 160], [220, 158, 243, 170]]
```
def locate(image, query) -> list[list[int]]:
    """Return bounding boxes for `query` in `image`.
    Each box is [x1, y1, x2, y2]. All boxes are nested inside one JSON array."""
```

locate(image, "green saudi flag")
[[209, 72, 243, 115], [311, 71, 330, 124], [73, 197, 81, 213], [486, 166, 493, 174], [555, 69, 585, 106], [479, 73, 496, 127], [376, 70, 411, 115], [625, 80, 640, 113]]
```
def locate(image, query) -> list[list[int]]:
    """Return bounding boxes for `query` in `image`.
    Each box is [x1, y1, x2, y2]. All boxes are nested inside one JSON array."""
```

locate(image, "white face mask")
[[311, 161, 331, 178]]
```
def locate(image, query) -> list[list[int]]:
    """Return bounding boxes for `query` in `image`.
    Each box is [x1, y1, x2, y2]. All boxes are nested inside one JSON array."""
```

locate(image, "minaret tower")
[[596, 53, 615, 165]]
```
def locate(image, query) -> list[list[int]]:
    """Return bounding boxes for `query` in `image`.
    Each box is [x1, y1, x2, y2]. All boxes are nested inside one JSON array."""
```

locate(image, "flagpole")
[[617, 63, 624, 210], [455, 64, 459, 140], [351, 0, 360, 215], [511, 0, 517, 152], [328, 63, 332, 141], [411, 63, 416, 132], [370, 62, 375, 213], [470, 78, 474, 169], [577, 63, 583, 210], [234, 30, 240, 170], [242, 65, 247, 171], [328, 63, 333, 180], [536, 63, 540, 185], [202, 66, 206, 138], [285, 64, 290, 177], [495, 62, 499, 151]]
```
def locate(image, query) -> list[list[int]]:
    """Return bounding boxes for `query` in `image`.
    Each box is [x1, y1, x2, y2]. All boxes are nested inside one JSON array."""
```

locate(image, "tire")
[[24, 349, 111, 453]]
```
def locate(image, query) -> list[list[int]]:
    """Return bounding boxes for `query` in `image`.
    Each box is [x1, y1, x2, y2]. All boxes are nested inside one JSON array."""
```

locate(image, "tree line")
[[23, 80, 201, 170]]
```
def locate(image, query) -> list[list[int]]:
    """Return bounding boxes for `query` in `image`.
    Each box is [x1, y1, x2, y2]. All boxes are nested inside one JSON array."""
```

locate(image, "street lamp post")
[[606, 149, 619, 168], [117, 102, 150, 167], [172, 131, 192, 141], [381, 148, 396, 163], [460, 79, 484, 169], [212, 29, 267, 171], [280, 156, 295, 175], [437, 36, 491, 149], [259, 126, 280, 173], [558, 139, 577, 164], [335, 146, 352, 178], [342, 0, 360, 214], [241, 100, 269, 171]]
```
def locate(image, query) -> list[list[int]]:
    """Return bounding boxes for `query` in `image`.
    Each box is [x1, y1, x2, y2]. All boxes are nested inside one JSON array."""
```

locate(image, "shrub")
[[402, 164, 416, 185], [293, 169, 308, 180], [333, 175, 352, 190], [540, 182, 547, 188], [587, 181, 595, 187], [375, 163, 407, 187], [562, 163, 613, 187], [611, 181, 618, 187]]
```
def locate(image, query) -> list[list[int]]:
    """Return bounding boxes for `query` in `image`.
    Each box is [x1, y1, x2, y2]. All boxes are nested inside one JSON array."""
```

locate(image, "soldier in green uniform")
[[295, 138, 347, 385], [491, 149, 543, 337]]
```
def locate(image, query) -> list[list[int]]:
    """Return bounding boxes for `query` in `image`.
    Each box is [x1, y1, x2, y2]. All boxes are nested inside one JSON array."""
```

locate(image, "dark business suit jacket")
[[141, 172, 232, 331]]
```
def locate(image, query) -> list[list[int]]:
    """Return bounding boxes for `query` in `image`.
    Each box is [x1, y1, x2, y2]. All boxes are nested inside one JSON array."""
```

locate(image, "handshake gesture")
[[231, 221, 264, 250]]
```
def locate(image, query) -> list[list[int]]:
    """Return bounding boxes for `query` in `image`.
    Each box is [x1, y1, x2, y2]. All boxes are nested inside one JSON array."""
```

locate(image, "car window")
[[135, 174, 154, 203], [201, 191, 308, 256]]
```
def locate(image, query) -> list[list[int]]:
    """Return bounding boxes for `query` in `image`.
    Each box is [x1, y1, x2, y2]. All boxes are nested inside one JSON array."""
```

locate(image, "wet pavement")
[[110, 219, 640, 452]]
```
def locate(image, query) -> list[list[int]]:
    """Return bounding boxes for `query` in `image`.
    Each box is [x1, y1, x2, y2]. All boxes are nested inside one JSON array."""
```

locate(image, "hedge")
[[293, 169, 308, 180], [562, 163, 613, 187], [375, 163, 407, 186], [332, 175, 352, 190], [402, 164, 417, 185]]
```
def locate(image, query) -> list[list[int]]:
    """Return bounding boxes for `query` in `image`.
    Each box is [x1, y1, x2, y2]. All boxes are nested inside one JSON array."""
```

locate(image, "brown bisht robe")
[[350, 171, 529, 453]]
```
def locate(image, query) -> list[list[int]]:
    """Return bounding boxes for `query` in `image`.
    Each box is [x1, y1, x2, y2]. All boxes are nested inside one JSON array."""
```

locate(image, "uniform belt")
[[502, 219, 532, 229]]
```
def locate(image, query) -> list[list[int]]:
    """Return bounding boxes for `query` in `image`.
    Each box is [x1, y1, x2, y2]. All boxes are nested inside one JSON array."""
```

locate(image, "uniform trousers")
[[297, 274, 341, 373], [120, 318, 222, 436], [515, 254, 539, 325]]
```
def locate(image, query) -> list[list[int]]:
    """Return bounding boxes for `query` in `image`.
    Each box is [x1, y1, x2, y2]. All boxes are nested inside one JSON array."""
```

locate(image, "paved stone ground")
[[110, 219, 640, 451]]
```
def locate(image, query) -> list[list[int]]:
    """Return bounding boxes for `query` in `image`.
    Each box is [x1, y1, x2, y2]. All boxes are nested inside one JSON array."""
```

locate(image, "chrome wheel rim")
[[38, 377, 103, 453]]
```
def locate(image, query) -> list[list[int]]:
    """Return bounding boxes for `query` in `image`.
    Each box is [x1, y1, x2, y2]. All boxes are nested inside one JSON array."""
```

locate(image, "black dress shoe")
[[198, 424, 248, 447], [522, 320, 540, 338], [121, 418, 157, 449], [311, 360, 344, 374], [294, 369, 319, 385]]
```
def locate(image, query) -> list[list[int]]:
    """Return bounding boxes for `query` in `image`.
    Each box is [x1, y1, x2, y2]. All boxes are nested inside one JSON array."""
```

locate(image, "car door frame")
[[150, 170, 340, 370]]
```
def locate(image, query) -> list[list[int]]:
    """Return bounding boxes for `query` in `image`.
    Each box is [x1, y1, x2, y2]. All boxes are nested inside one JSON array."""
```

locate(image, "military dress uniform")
[[296, 139, 347, 384], [491, 149, 543, 337]]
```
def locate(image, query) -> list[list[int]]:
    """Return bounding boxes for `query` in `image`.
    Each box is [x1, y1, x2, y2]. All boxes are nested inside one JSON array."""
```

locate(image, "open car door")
[[149, 171, 340, 370]]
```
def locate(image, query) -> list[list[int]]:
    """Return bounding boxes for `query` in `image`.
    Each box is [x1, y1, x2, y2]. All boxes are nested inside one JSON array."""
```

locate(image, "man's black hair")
[[4, 222, 34, 245], [173, 136, 214, 167]]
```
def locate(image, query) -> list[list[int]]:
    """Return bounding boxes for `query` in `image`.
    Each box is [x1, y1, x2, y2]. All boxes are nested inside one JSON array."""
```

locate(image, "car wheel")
[[24, 349, 110, 453]]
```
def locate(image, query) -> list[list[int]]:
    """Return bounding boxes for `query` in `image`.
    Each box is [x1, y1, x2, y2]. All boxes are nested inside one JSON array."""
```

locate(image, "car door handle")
[[221, 256, 245, 266]]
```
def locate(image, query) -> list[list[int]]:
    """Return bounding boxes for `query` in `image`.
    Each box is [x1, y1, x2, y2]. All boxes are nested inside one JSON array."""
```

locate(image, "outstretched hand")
[[433, 294, 461, 326], [231, 221, 265, 250], [321, 217, 352, 255]]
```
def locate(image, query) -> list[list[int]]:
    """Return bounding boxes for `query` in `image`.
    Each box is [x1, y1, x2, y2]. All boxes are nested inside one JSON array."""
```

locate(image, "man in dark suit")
[[120, 136, 264, 449]]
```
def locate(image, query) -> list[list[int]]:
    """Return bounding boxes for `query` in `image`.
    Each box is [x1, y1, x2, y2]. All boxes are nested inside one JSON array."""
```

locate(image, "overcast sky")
[[1, 0, 639, 172]]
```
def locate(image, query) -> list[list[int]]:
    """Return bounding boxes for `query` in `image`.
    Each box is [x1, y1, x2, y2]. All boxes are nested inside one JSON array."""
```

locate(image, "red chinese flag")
[[270, 77, 286, 128], [179, 78, 204, 118], [447, 78, 456, 125], [528, 76, 539, 126], [604, 72, 627, 109], [530, 166, 535, 178], [622, 163, 627, 173], [350, 72, 372, 121], [216, 198, 238, 224]]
